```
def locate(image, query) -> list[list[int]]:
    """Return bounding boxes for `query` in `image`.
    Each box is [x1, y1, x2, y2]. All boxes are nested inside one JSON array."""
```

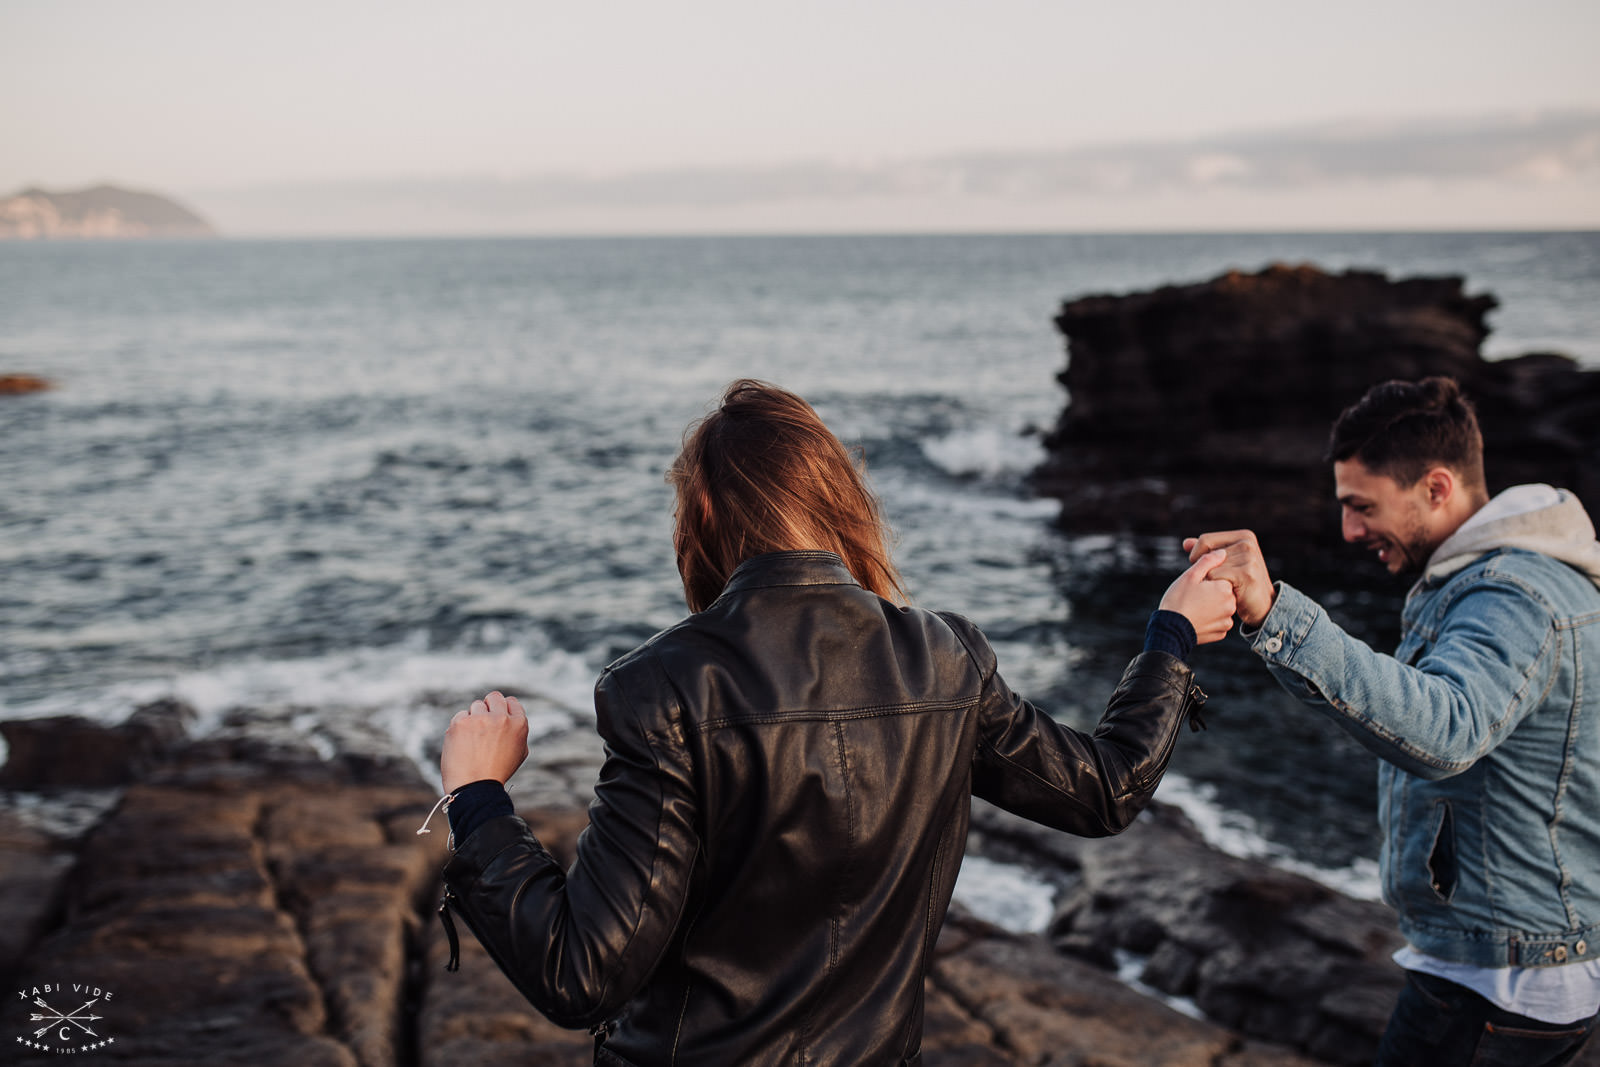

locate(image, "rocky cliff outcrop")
[[0, 184, 216, 239], [1033, 264, 1600, 562]]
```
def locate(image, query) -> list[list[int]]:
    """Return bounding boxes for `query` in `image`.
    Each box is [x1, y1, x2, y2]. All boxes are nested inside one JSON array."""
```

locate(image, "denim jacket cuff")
[[1246, 581, 1321, 664]]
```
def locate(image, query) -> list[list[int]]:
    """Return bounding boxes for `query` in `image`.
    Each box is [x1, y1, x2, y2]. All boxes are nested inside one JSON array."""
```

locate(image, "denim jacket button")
[[1553, 945, 1569, 963], [1264, 635, 1284, 654], [1577, 940, 1589, 956]]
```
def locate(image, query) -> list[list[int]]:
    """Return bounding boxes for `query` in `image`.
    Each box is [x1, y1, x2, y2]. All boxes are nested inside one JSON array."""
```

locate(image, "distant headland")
[[0, 183, 216, 239]]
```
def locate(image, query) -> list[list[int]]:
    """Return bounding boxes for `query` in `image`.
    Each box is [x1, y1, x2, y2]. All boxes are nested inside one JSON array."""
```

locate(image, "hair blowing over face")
[[668, 380, 906, 613], [1325, 375, 1487, 491]]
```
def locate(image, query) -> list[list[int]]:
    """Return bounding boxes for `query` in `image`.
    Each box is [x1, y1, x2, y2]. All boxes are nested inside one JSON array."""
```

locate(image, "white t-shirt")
[[1394, 946, 1600, 1025]]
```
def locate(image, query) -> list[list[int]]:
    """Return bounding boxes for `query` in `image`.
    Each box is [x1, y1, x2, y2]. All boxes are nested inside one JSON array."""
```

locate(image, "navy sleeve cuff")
[[446, 779, 515, 845], [1144, 609, 1197, 661]]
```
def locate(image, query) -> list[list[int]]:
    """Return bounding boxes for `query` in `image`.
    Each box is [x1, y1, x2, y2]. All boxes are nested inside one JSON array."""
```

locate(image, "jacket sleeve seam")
[[582, 662, 682, 1020], [1117, 665, 1191, 695], [1289, 581, 1560, 776], [972, 740, 1118, 835], [444, 815, 549, 879]]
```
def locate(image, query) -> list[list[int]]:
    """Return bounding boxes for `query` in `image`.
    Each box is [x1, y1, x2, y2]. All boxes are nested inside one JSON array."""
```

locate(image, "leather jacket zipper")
[[437, 882, 614, 1054], [1185, 683, 1209, 731], [437, 888, 461, 972], [1133, 680, 1211, 795]]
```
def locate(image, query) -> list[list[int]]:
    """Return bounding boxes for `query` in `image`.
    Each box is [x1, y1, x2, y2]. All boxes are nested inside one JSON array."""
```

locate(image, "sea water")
[[3, 232, 1598, 922]]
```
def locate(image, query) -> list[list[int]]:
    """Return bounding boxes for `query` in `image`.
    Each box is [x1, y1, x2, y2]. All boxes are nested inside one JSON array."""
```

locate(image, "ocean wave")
[[952, 854, 1057, 934], [875, 472, 1060, 523], [920, 426, 1046, 480], [1154, 773, 1382, 901], [0, 628, 605, 777]]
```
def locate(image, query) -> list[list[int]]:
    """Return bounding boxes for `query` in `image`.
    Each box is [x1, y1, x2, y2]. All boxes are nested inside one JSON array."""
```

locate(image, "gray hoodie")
[[1425, 483, 1600, 589]]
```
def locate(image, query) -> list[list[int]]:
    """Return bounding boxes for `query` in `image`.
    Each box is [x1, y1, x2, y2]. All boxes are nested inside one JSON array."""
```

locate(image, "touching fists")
[[1183, 530, 1276, 628], [1159, 549, 1238, 645]]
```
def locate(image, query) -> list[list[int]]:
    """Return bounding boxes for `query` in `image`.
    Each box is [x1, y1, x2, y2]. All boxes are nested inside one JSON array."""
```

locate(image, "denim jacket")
[[1248, 486, 1600, 969]]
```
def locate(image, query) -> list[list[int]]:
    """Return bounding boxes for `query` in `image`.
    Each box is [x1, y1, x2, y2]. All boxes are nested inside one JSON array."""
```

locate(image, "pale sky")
[[3, 0, 1597, 234]]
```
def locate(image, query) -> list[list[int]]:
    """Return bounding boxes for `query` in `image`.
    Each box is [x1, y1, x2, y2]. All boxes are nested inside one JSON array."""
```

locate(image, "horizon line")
[[7, 224, 1599, 243]]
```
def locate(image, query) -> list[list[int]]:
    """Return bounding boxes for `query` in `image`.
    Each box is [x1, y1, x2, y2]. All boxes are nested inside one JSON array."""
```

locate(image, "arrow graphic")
[[29, 997, 102, 1039]]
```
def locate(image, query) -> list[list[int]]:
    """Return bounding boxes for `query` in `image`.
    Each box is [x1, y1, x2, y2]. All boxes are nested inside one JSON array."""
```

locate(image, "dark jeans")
[[1375, 970, 1600, 1067]]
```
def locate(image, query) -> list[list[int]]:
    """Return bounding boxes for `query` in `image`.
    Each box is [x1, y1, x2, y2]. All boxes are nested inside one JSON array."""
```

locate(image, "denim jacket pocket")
[[1396, 616, 1430, 666], [1426, 801, 1458, 904]]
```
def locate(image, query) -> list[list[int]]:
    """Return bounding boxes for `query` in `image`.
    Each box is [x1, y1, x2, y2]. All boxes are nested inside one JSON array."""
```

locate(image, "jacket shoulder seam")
[[931, 610, 995, 683], [690, 696, 980, 734]]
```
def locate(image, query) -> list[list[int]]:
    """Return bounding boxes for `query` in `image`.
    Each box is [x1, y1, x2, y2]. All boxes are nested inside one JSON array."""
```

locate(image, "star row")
[[14, 1034, 116, 1053]]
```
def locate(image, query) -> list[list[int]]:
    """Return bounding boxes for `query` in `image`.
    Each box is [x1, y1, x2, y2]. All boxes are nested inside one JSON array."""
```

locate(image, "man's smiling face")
[[1333, 458, 1440, 576]]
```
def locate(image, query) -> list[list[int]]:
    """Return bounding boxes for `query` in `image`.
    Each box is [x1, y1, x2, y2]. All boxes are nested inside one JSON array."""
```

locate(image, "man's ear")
[[1424, 467, 1456, 510]]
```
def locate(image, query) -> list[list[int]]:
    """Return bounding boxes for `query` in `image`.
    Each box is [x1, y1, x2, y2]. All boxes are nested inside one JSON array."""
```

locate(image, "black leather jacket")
[[442, 552, 1205, 1066]]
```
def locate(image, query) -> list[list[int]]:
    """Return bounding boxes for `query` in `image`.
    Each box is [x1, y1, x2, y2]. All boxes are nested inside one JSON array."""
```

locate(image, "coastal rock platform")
[[4, 702, 1594, 1066]]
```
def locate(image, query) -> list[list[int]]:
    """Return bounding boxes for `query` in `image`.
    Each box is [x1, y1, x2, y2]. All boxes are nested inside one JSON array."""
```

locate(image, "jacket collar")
[[1421, 484, 1600, 589], [716, 551, 860, 601]]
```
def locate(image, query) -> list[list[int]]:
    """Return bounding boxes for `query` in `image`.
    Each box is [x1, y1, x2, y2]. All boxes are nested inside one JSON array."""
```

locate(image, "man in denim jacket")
[[1188, 377, 1600, 1066]]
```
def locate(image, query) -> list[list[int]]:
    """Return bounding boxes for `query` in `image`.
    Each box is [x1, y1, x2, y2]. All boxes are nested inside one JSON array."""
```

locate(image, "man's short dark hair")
[[1325, 376, 1486, 490]]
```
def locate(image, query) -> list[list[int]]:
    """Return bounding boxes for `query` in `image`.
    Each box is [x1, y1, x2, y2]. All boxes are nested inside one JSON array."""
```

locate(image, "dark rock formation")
[[0, 184, 216, 239], [0, 808, 78, 983], [0, 699, 194, 789], [0, 373, 52, 395], [3, 704, 443, 1064], [971, 800, 1405, 1066], [929, 913, 1329, 1067], [1033, 264, 1600, 563]]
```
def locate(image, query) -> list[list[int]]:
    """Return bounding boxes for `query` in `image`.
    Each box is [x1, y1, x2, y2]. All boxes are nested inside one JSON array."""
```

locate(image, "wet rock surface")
[[1034, 263, 1600, 564], [971, 800, 1405, 1065], [4, 703, 1594, 1065], [0, 700, 195, 789], [0, 372, 52, 395]]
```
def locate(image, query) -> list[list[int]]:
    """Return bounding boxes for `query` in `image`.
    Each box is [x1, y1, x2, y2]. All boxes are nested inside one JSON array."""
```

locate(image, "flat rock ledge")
[[6, 701, 1581, 1066]]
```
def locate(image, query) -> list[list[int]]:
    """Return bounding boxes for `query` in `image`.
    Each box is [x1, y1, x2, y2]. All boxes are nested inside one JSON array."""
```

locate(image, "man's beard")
[[1373, 514, 1436, 577]]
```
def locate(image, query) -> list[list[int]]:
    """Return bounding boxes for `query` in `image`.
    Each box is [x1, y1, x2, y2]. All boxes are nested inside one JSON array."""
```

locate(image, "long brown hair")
[[668, 380, 906, 612]]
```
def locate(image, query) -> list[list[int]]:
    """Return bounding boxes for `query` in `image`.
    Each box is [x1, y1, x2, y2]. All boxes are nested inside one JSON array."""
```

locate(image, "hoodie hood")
[[1425, 484, 1600, 588]]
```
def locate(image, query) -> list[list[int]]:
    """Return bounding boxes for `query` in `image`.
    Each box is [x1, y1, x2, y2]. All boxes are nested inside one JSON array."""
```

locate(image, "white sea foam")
[[876, 472, 1059, 522], [1154, 773, 1382, 901], [0, 630, 603, 777], [920, 427, 1046, 480], [1114, 949, 1206, 1019], [952, 853, 1057, 934], [1, 639, 1380, 908]]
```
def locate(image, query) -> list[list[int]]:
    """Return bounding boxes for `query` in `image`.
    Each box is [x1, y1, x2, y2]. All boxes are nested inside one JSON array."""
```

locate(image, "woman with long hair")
[[436, 380, 1235, 1066]]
